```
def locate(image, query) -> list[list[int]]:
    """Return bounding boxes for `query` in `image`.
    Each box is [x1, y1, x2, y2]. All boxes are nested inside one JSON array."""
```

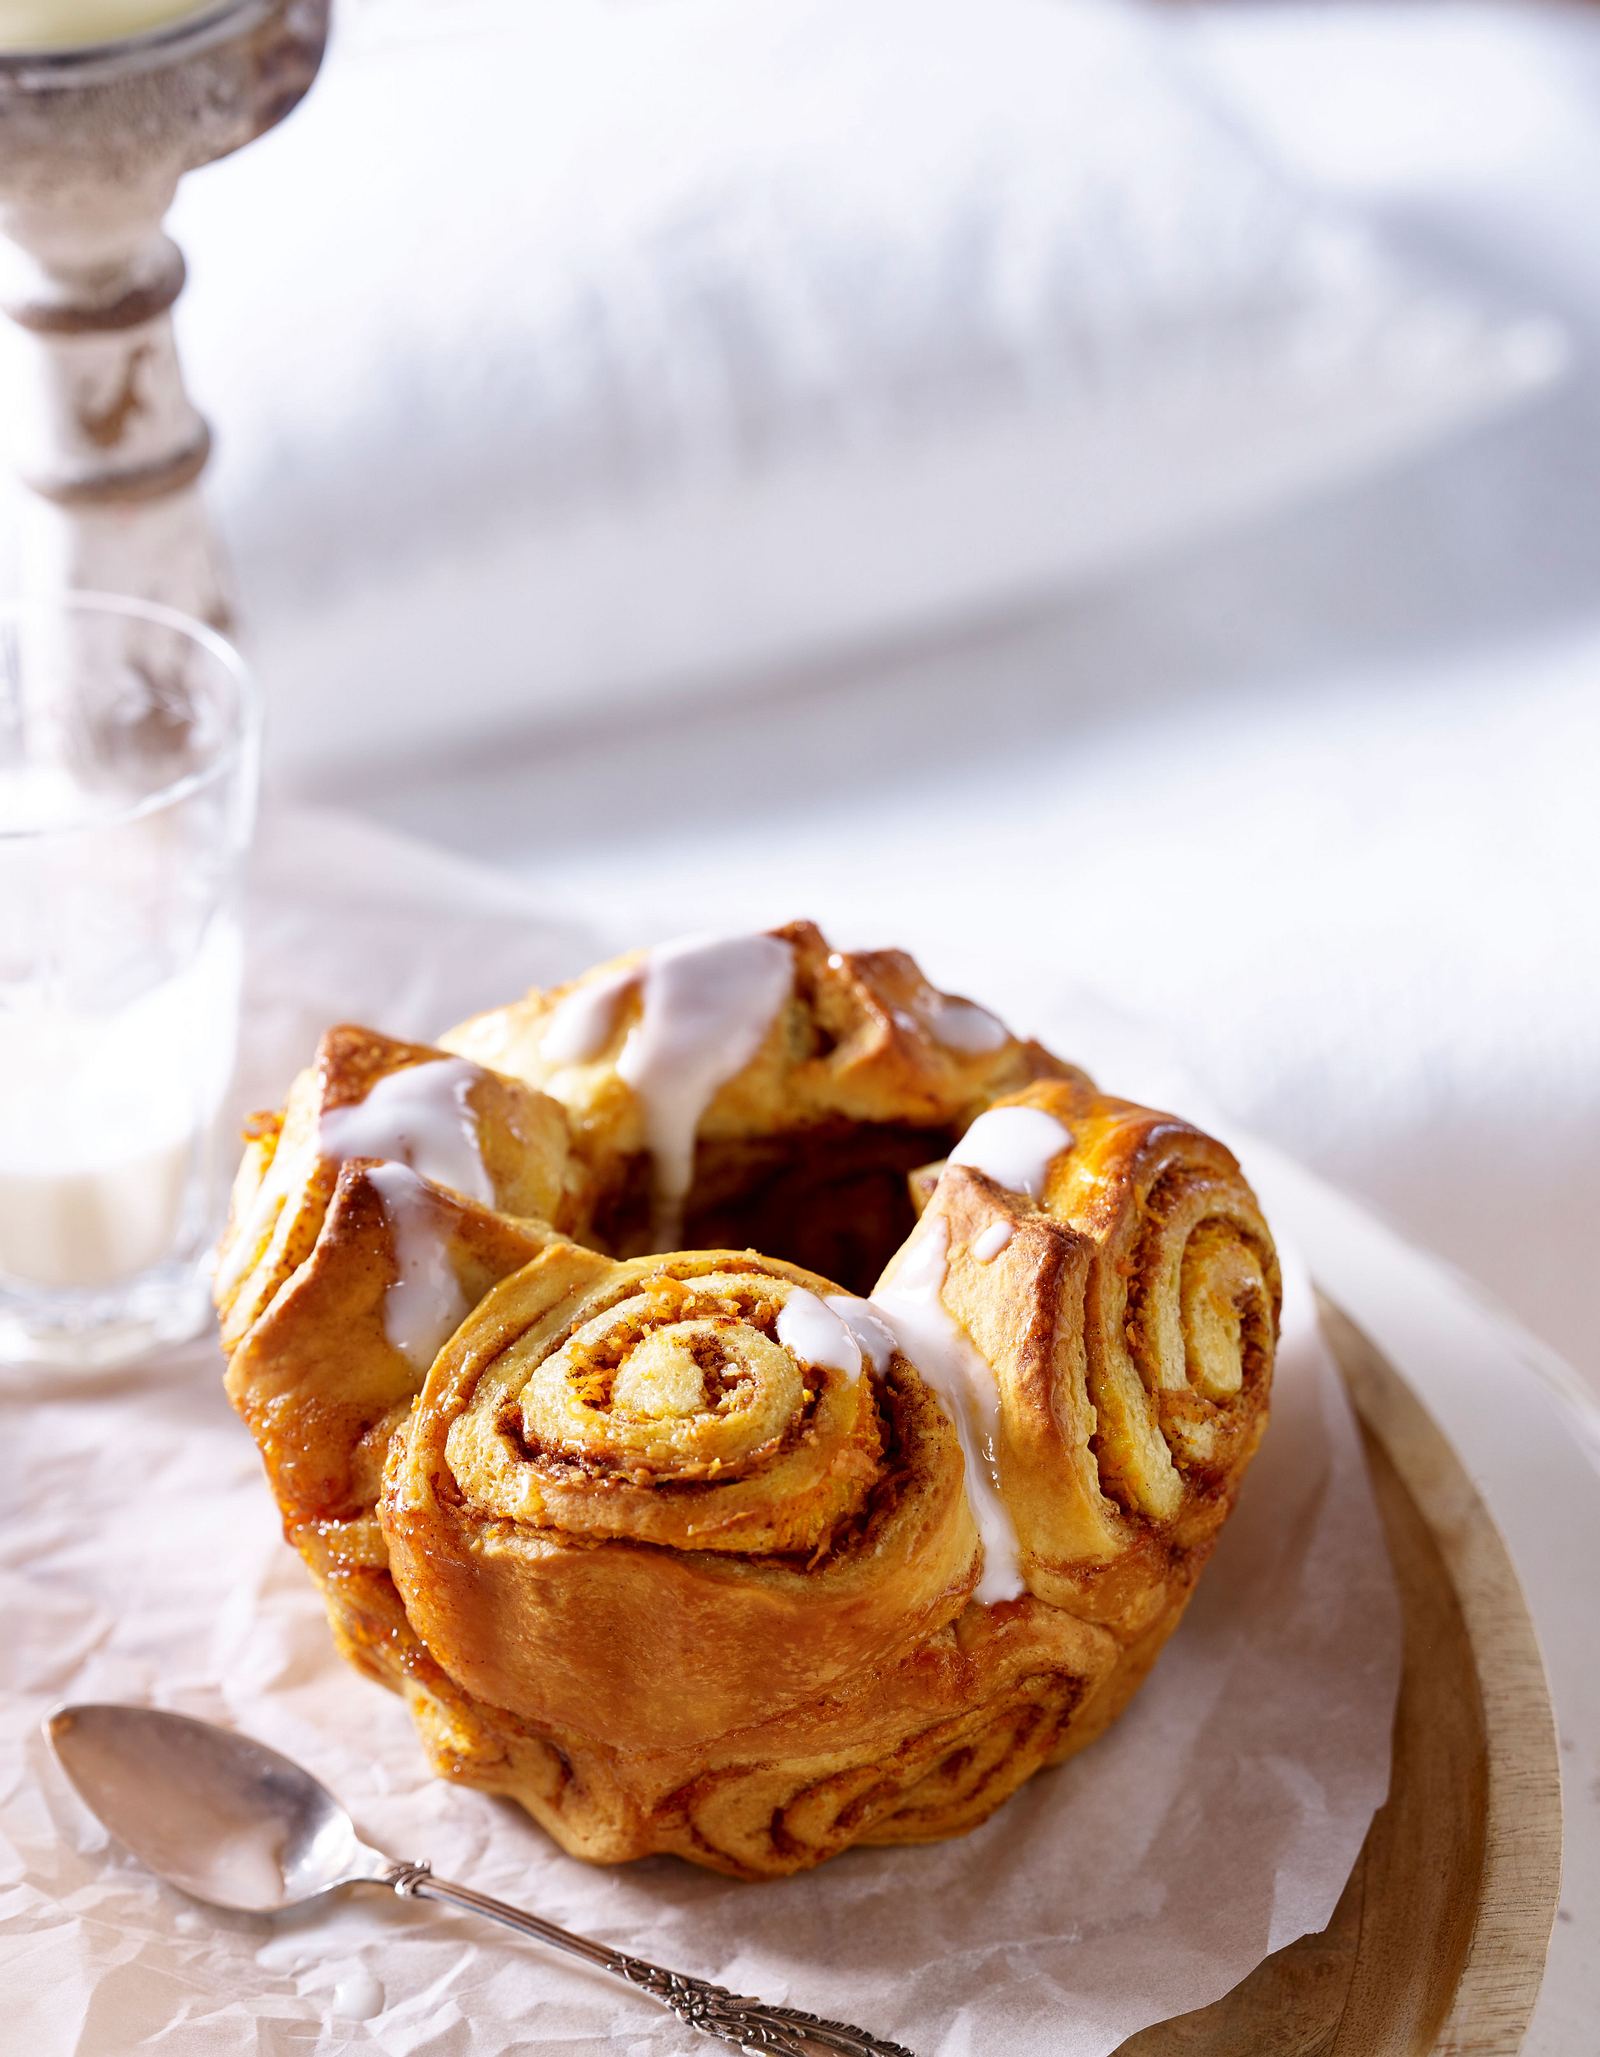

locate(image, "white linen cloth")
[[92, 0, 1555, 773], [0, 807, 1401, 2057], [340, 0, 1600, 1403], [0, 0, 1588, 1384]]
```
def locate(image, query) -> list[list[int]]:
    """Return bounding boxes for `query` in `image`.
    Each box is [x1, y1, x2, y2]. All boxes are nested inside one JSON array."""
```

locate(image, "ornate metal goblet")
[[0, 0, 330, 626]]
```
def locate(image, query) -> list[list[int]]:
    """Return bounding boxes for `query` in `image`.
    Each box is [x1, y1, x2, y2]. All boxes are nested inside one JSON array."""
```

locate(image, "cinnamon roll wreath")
[[218, 923, 1278, 1878]]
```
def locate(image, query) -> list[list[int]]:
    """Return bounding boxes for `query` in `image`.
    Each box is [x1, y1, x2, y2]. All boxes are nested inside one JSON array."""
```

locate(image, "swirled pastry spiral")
[[219, 922, 1278, 1877]]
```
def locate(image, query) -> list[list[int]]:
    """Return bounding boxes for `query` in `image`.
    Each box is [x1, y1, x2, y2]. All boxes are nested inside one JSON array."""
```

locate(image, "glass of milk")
[[0, 593, 258, 1366]]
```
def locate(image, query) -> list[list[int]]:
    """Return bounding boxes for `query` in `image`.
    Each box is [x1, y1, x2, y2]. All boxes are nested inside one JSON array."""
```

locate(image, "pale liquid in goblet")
[[0, 908, 240, 1293], [0, 0, 210, 51], [0, 597, 256, 1363]]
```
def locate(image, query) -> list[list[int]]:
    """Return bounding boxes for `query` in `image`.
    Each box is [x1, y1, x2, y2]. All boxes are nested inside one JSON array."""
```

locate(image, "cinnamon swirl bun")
[[218, 924, 1278, 1877]]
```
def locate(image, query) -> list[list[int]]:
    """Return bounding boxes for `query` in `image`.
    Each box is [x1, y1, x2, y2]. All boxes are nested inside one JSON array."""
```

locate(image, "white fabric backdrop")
[[1, 0, 1591, 1382], [306, 0, 1600, 1393], [148, 0, 1561, 769]]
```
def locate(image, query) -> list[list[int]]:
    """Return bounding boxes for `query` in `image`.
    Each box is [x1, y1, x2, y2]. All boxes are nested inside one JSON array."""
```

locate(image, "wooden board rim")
[[1115, 1295, 1563, 2056]]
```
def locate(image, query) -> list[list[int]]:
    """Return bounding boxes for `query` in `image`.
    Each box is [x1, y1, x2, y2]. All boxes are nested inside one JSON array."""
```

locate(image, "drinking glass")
[[0, 593, 258, 1366]]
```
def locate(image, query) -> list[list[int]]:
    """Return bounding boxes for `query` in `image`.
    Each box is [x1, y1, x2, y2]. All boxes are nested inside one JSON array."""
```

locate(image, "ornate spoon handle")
[[382, 1861, 914, 2056]]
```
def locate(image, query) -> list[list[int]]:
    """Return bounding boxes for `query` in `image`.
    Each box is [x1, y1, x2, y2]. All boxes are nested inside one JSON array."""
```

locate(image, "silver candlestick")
[[0, 0, 329, 627]]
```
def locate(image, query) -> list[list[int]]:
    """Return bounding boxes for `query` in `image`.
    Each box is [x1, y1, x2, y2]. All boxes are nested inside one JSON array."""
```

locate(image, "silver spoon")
[[46, 1703, 912, 2057]]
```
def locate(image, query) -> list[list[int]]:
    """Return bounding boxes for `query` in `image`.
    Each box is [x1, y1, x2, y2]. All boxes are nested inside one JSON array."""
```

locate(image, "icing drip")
[[869, 1217, 1023, 1604], [539, 933, 794, 1250], [331, 1970, 386, 2022], [539, 962, 637, 1066], [620, 934, 794, 1248], [319, 1058, 493, 1206], [618, 933, 795, 1248], [949, 1106, 1072, 1201], [922, 993, 1010, 1054], [823, 1294, 898, 1377], [366, 1163, 470, 1370], [210, 1818, 288, 1909], [972, 1221, 1014, 1263], [775, 1287, 862, 1379], [217, 1057, 491, 1317]]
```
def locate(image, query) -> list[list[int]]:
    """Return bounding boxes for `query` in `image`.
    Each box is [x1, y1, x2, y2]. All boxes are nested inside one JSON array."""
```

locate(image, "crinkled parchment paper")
[[0, 807, 1402, 2057]]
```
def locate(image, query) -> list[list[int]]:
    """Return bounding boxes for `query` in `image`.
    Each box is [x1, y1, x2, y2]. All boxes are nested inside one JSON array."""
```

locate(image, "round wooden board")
[[1114, 1298, 1563, 2057]]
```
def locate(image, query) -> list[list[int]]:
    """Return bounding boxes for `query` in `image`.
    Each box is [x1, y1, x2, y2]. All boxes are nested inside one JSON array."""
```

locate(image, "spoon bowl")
[[45, 1703, 388, 1913]]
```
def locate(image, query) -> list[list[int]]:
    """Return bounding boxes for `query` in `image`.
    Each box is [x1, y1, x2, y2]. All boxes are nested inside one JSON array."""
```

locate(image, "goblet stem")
[[1, 208, 228, 626], [0, 0, 330, 625]]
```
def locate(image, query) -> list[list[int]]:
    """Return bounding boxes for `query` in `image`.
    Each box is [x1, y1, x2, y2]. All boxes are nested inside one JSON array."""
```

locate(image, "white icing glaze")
[[539, 962, 639, 1067], [972, 1221, 1014, 1263], [366, 1163, 470, 1370], [331, 1968, 386, 2021], [613, 932, 794, 1248], [949, 1105, 1072, 1201], [211, 1818, 288, 1909], [775, 1286, 862, 1379], [319, 1058, 493, 1206], [217, 1057, 492, 1310], [869, 1217, 1023, 1605], [823, 1293, 899, 1377], [923, 993, 1010, 1054]]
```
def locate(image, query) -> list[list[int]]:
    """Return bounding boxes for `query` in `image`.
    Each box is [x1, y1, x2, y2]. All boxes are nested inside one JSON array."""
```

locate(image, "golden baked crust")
[[218, 925, 1278, 1878], [445, 920, 1077, 1279]]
